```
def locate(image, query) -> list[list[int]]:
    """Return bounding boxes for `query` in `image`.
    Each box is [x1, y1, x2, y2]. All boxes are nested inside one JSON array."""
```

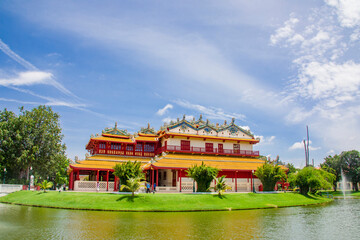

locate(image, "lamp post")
[[251, 170, 255, 193], [3, 168, 6, 184], [28, 166, 32, 190]]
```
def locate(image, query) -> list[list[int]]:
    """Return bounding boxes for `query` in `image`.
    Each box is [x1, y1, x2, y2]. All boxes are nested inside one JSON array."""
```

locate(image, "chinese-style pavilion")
[[69, 115, 266, 192]]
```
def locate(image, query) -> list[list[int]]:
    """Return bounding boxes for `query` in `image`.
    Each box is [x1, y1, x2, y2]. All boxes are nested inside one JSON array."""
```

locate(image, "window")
[[135, 143, 143, 152], [99, 142, 106, 149], [126, 145, 134, 151], [144, 143, 155, 152], [205, 143, 213, 152], [111, 143, 121, 150], [181, 140, 190, 151], [233, 144, 240, 153]]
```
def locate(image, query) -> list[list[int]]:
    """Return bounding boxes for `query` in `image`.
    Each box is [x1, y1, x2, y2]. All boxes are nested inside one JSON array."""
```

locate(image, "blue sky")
[[1, 0, 360, 167]]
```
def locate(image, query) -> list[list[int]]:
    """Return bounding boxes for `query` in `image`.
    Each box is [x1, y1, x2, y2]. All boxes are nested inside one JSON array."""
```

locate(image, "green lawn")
[[328, 191, 360, 198], [0, 191, 332, 212]]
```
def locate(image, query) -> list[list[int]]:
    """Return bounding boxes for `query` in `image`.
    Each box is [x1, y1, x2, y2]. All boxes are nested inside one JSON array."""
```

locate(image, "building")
[[69, 115, 265, 192]]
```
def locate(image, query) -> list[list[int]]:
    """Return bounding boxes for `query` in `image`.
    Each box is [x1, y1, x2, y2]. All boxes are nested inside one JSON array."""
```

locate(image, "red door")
[[218, 143, 223, 153], [206, 143, 213, 152], [181, 140, 190, 151]]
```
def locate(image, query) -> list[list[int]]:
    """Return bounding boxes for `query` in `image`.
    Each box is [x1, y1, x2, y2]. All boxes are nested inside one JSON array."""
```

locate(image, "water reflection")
[[1, 199, 359, 239]]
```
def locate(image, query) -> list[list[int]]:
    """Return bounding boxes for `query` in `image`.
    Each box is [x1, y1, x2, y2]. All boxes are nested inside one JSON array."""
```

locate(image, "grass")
[[0, 191, 333, 212], [326, 191, 360, 198]]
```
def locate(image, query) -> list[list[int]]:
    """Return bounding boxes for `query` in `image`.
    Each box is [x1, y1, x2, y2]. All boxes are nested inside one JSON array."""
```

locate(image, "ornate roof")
[[138, 123, 156, 135], [161, 115, 254, 137], [102, 122, 130, 137]]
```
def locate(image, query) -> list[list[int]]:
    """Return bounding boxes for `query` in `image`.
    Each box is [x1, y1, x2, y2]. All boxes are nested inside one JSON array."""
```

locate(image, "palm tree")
[[120, 177, 144, 197], [38, 180, 53, 193], [214, 176, 231, 196]]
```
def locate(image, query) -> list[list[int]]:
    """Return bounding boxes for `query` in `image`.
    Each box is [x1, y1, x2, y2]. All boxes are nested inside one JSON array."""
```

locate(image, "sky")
[[1, 0, 360, 167]]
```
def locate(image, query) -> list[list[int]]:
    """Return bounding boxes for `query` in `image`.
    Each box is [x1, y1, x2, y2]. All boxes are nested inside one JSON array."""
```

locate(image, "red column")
[[97, 170, 99, 182], [106, 171, 109, 191], [114, 176, 117, 191], [235, 171, 238, 192], [76, 170, 80, 181], [179, 170, 182, 192], [69, 170, 74, 190], [151, 169, 155, 191], [156, 169, 159, 187], [251, 171, 253, 192]]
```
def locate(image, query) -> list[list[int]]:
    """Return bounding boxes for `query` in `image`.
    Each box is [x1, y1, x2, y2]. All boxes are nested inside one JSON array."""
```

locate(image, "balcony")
[[156, 145, 259, 157], [95, 149, 155, 157]]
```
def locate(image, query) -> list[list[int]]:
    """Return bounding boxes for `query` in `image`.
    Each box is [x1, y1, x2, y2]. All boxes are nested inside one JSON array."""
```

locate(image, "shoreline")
[[0, 191, 333, 213]]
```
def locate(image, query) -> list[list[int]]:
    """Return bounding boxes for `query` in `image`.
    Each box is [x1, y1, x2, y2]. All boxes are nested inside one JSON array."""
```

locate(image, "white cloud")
[[162, 117, 177, 124], [174, 99, 246, 121], [289, 140, 320, 151], [255, 135, 276, 145], [270, 17, 299, 45], [156, 104, 173, 116], [326, 0, 360, 27], [0, 38, 76, 97], [295, 61, 360, 101], [0, 71, 53, 86]]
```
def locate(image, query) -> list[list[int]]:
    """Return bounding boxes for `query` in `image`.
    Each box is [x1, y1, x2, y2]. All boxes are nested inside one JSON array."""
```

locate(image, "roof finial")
[[115, 122, 117, 129], [199, 114, 203, 121], [206, 119, 209, 125], [147, 123, 150, 128], [224, 120, 227, 125], [183, 114, 186, 120], [231, 118, 235, 124], [177, 118, 179, 122]]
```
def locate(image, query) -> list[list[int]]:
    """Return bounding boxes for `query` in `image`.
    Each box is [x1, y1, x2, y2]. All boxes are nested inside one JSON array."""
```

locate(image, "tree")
[[321, 151, 360, 191], [186, 162, 219, 192], [113, 161, 144, 188], [321, 154, 341, 191], [340, 150, 360, 191], [120, 177, 144, 197], [254, 161, 287, 191], [0, 106, 67, 183], [288, 167, 335, 195], [213, 176, 231, 196], [38, 180, 54, 193], [286, 163, 297, 175]]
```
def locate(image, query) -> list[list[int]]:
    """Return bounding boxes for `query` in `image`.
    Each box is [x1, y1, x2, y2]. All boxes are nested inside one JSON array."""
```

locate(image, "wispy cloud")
[[0, 39, 37, 70], [174, 99, 246, 121], [0, 38, 76, 97], [156, 104, 173, 116]]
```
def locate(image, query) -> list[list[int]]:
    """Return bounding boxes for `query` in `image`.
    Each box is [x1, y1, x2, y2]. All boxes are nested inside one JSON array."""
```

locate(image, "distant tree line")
[[0, 106, 69, 187]]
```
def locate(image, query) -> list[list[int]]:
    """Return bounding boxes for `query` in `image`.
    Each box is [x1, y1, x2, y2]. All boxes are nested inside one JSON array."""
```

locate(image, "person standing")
[[153, 183, 156, 194], [146, 182, 150, 193]]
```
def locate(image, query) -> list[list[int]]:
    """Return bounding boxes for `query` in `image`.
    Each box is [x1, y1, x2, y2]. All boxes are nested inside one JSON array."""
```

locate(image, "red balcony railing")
[[156, 145, 259, 157], [95, 149, 155, 157]]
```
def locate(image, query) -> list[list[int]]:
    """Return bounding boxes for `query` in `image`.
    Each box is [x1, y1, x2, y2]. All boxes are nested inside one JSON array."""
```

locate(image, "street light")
[[3, 168, 6, 184], [28, 166, 32, 190]]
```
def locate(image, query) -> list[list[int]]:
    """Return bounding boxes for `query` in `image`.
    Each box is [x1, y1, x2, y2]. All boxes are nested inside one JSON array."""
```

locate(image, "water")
[[340, 169, 349, 198], [1, 199, 360, 239]]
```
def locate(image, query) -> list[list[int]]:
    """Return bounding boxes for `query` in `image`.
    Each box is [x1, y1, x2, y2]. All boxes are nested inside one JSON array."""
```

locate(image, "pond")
[[0, 199, 359, 239]]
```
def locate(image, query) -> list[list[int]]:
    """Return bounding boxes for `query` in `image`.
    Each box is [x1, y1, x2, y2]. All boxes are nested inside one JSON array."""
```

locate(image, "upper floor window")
[[205, 143, 213, 152], [144, 143, 155, 152], [135, 143, 143, 152], [99, 142, 106, 149], [126, 145, 134, 151], [111, 143, 121, 150]]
